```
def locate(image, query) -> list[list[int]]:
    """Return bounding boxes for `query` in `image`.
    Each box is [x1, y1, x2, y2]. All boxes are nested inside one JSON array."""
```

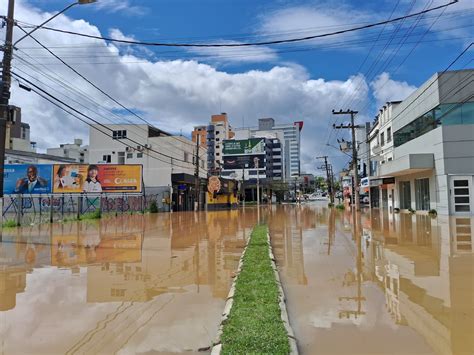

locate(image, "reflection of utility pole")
[[338, 212, 366, 319], [326, 207, 336, 255], [194, 135, 200, 211], [332, 109, 362, 211]]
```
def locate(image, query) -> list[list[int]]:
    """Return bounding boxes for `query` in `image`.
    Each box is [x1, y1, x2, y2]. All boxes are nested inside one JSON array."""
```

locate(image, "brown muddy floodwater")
[[268, 204, 474, 355], [0, 209, 257, 354]]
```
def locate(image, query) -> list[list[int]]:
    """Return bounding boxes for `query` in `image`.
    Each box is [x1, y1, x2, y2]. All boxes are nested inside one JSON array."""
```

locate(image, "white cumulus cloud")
[[370, 72, 417, 108]]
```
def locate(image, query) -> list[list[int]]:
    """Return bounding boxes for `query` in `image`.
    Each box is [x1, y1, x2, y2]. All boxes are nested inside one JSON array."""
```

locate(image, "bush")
[[149, 200, 159, 213], [408, 207, 416, 214], [336, 204, 345, 210], [394, 208, 400, 213], [328, 202, 334, 208], [2, 219, 18, 228], [428, 209, 438, 217]]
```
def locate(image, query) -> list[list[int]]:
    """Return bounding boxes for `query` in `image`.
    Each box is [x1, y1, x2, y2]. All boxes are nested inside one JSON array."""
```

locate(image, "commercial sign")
[[3, 164, 142, 195], [223, 154, 265, 169], [3, 164, 53, 194], [223, 138, 265, 155], [52, 164, 142, 193]]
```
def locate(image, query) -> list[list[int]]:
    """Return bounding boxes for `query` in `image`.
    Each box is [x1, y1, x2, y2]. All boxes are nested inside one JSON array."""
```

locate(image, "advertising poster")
[[3, 164, 53, 195], [223, 138, 265, 155], [53, 164, 142, 193], [223, 154, 265, 169]]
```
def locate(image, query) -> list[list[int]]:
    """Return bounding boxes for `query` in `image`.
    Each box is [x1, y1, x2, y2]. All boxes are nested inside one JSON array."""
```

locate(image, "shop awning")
[[378, 153, 434, 177]]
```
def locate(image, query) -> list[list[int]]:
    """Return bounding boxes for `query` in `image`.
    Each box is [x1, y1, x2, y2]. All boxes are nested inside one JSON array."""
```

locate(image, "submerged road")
[[0, 209, 257, 354], [268, 203, 474, 355], [0, 204, 472, 354]]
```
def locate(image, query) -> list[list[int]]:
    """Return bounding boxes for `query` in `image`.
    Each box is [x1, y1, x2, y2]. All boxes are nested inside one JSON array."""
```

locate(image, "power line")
[[13, 1, 458, 48], [12, 71, 208, 174]]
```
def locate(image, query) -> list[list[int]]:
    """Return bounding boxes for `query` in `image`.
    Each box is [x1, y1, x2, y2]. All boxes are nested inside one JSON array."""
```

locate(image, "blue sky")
[[6, 0, 474, 173]]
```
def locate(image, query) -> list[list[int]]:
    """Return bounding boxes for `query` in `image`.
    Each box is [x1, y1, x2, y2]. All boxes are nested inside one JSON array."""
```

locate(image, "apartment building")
[[369, 69, 474, 215], [234, 118, 302, 179], [191, 113, 234, 174], [47, 138, 89, 163]]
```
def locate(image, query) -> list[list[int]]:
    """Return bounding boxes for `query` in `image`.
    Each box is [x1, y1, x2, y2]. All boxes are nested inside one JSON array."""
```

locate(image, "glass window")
[[126, 153, 133, 159], [137, 152, 143, 158], [415, 178, 430, 211], [118, 152, 125, 165], [394, 109, 437, 147], [381, 132, 385, 146], [387, 127, 392, 142], [399, 181, 411, 209]]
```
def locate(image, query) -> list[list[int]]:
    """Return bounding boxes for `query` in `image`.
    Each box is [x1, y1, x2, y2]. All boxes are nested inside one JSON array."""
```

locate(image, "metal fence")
[[2, 187, 171, 224]]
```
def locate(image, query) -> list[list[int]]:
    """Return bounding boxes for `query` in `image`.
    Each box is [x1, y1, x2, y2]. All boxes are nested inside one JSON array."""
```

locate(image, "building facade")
[[369, 69, 474, 215], [46, 138, 89, 163], [88, 124, 207, 211], [192, 113, 234, 175], [235, 118, 302, 179]]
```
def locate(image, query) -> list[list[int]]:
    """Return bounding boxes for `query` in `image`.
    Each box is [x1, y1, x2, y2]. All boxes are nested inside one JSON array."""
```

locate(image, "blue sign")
[[3, 164, 53, 195]]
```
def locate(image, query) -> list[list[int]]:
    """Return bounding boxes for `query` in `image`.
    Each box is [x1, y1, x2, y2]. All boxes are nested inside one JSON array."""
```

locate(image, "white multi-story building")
[[47, 138, 89, 163], [88, 124, 207, 211], [369, 69, 474, 215]]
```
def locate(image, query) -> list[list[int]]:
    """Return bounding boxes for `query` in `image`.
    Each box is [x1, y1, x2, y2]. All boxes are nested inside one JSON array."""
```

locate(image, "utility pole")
[[254, 157, 260, 207], [316, 156, 334, 204], [332, 109, 362, 211], [0, 0, 15, 211], [194, 135, 200, 211]]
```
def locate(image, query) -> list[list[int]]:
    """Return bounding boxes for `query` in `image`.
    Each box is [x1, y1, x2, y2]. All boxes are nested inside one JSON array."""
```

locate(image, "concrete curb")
[[268, 232, 299, 355], [210, 233, 251, 355]]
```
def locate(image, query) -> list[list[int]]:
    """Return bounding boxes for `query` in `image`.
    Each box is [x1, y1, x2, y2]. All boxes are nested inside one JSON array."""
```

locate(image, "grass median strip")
[[220, 224, 290, 354]]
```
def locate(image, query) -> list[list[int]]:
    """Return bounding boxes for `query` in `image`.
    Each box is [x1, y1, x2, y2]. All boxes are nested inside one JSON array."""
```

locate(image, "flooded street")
[[268, 204, 474, 355], [1, 204, 473, 354], [0, 209, 257, 354]]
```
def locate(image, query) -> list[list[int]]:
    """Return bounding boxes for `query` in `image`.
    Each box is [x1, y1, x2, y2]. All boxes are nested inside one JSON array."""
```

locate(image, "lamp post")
[[0, 0, 96, 219], [254, 157, 260, 207]]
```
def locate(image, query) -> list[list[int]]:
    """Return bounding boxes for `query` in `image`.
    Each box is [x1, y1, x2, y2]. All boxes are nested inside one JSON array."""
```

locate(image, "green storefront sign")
[[223, 138, 265, 155]]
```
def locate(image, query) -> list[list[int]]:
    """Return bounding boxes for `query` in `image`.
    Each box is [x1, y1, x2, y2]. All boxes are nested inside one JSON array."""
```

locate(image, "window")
[[387, 127, 392, 142], [137, 152, 143, 158], [380, 132, 385, 146], [102, 154, 111, 163], [184, 152, 189, 162], [216, 152, 220, 156], [415, 178, 430, 211], [216, 138, 220, 141], [118, 151, 125, 164], [127, 153, 133, 159], [112, 130, 127, 140], [399, 181, 411, 209]]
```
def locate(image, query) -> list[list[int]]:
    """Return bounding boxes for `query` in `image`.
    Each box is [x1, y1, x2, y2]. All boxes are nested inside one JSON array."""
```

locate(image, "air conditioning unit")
[[137, 145, 144, 151], [144, 143, 152, 149], [126, 147, 133, 152]]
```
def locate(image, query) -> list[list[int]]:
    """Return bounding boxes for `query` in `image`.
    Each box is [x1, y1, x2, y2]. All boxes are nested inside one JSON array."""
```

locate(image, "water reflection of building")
[[366, 211, 474, 355], [0, 225, 51, 310], [269, 205, 307, 285]]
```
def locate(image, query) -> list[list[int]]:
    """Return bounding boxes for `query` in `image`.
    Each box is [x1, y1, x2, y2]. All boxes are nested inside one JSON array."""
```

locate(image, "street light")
[[14, 0, 97, 46], [254, 157, 260, 207]]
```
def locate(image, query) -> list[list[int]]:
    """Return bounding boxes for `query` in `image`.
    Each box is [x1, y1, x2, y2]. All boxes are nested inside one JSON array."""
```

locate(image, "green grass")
[[220, 224, 290, 354], [2, 219, 18, 228], [79, 209, 101, 220]]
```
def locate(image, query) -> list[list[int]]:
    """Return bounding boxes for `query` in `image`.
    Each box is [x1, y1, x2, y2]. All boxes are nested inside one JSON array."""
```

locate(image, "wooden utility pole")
[[0, 0, 15, 208], [316, 155, 334, 204], [332, 109, 362, 211]]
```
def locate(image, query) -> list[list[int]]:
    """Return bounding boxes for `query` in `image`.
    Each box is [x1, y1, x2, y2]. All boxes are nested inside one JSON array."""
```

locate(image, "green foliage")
[[428, 209, 437, 217], [80, 209, 101, 220], [149, 200, 159, 213], [2, 219, 18, 228], [220, 224, 290, 354], [328, 202, 334, 207], [408, 207, 416, 214], [336, 204, 345, 210]]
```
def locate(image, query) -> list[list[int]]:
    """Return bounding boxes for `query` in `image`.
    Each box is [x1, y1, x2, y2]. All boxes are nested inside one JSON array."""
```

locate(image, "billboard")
[[223, 154, 265, 170], [3, 164, 53, 194], [52, 164, 142, 193], [223, 138, 265, 155]]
